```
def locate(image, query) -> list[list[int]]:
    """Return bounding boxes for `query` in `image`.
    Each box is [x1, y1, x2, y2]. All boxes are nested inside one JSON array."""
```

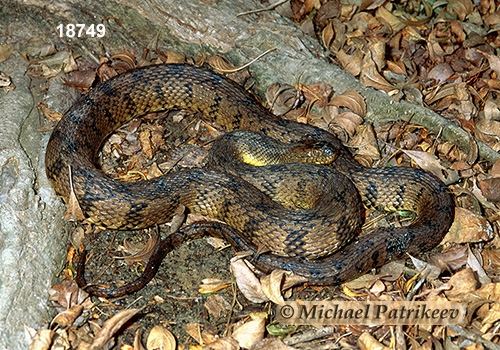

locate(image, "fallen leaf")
[[266, 82, 303, 116], [48, 280, 88, 311], [184, 323, 217, 345], [358, 331, 391, 350], [63, 69, 97, 90], [467, 246, 491, 286], [328, 89, 366, 117], [109, 50, 137, 73], [90, 308, 142, 349], [198, 278, 232, 294], [64, 165, 85, 222], [329, 111, 364, 137], [443, 207, 494, 244], [0, 44, 14, 63], [400, 149, 456, 183], [300, 82, 333, 108], [38, 102, 63, 123], [204, 294, 232, 318], [232, 315, 266, 349], [336, 49, 363, 76], [18, 38, 56, 60], [342, 274, 380, 290], [444, 268, 479, 299], [28, 329, 55, 350], [146, 325, 176, 350], [359, 51, 395, 93], [201, 337, 239, 350], [230, 257, 269, 303], [207, 54, 237, 73], [251, 337, 297, 349], [480, 302, 500, 334], [116, 231, 159, 265], [260, 269, 291, 305], [51, 305, 84, 328], [409, 255, 442, 280], [349, 124, 380, 160]]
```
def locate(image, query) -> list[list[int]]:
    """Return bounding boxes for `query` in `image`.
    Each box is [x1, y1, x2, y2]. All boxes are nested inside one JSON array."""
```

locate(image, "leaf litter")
[[24, 1, 500, 348]]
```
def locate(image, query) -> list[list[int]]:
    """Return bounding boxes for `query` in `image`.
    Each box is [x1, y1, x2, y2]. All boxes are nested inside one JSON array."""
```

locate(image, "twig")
[[283, 326, 339, 346], [236, 0, 289, 17], [447, 325, 500, 350]]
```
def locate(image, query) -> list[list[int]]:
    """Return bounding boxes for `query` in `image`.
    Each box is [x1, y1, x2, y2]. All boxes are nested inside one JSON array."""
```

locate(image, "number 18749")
[[56, 24, 106, 38]]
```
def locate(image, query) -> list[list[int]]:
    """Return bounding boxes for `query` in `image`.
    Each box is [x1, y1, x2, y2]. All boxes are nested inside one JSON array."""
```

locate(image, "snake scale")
[[45, 64, 455, 297]]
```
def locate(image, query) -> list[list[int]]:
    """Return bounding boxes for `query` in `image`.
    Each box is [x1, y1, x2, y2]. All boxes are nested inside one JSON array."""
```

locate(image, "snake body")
[[45, 64, 455, 297]]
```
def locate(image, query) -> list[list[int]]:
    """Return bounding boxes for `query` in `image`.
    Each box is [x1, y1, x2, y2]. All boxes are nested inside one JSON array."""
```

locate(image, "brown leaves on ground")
[[30, 2, 500, 348]]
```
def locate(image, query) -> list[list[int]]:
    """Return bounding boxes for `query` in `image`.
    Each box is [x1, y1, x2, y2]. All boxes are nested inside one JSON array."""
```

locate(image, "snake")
[[45, 63, 455, 297]]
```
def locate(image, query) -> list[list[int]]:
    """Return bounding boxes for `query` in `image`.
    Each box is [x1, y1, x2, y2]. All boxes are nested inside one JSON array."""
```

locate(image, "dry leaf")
[[204, 294, 232, 318], [443, 207, 494, 244], [64, 165, 85, 222], [116, 231, 159, 265], [184, 323, 217, 345], [146, 325, 176, 350], [375, 6, 405, 32], [28, 329, 55, 350], [448, 0, 474, 21], [260, 270, 291, 305], [48, 280, 88, 311], [301, 82, 333, 108], [428, 245, 468, 272], [336, 49, 363, 76], [18, 38, 56, 60], [483, 99, 500, 121], [428, 63, 454, 83], [230, 257, 268, 303], [368, 41, 386, 71], [482, 248, 500, 270], [201, 337, 239, 350], [139, 129, 155, 159], [328, 89, 366, 117], [198, 278, 232, 294], [265, 82, 302, 116], [358, 331, 391, 350], [359, 51, 395, 93], [378, 260, 406, 282], [480, 302, 500, 333], [38, 102, 63, 123], [109, 51, 137, 72], [474, 283, 500, 303], [90, 308, 142, 349], [467, 246, 491, 286], [231, 316, 266, 349], [64, 69, 97, 90], [37, 50, 78, 78], [134, 329, 145, 350], [207, 54, 237, 73], [444, 268, 479, 299], [157, 49, 186, 64], [322, 20, 335, 49], [330, 111, 364, 137], [51, 305, 84, 328], [342, 273, 380, 290], [0, 43, 14, 63], [251, 337, 297, 350], [0, 71, 14, 93], [400, 149, 457, 183], [409, 255, 442, 280], [349, 124, 380, 160]]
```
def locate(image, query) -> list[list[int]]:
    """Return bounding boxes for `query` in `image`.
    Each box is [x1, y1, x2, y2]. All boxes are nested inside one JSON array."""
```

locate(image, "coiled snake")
[[45, 64, 455, 297]]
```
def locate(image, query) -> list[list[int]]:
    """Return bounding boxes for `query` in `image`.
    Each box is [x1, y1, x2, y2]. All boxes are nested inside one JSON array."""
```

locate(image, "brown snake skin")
[[45, 64, 455, 297]]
